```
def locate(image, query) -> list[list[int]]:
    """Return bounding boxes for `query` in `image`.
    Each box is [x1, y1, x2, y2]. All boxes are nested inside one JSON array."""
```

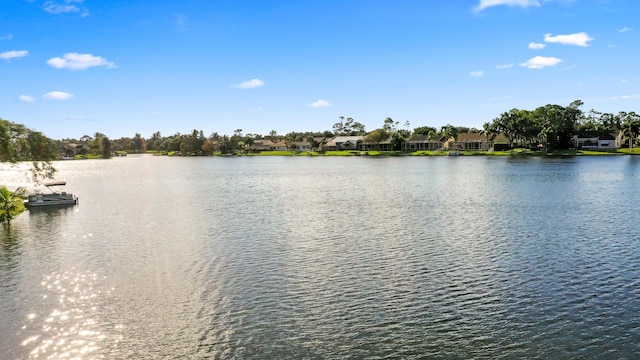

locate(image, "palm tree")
[[481, 122, 495, 150], [319, 138, 328, 152], [440, 125, 458, 149], [0, 187, 26, 225], [620, 111, 640, 151], [306, 135, 318, 152], [244, 137, 255, 153]]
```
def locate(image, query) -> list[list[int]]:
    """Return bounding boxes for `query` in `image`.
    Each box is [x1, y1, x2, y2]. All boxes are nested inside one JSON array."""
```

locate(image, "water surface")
[[2, 155, 640, 358]]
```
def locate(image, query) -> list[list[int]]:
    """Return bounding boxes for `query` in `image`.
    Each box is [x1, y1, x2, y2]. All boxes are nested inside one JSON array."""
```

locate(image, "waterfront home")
[[361, 138, 394, 151], [446, 133, 509, 151], [401, 135, 446, 151], [59, 142, 85, 158], [447, 133, 492, 151], [323, 136, 364, 151], [292, 141, 312, 152], [251, 139, 276, 151], [573, 131, 621, 149], [272, 140, 288, 151]]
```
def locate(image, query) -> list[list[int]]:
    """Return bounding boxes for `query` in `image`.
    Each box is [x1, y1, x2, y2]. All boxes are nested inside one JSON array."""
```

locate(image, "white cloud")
[[620, 27, 632, 33], [528, 42, 546, 49], [44, 0, 89, 16], [496, 63, 514, 69], [43, 91, 74, 100], [46, 53, 116, 70], [0, 34, 13, 40], [544, 32, 593, 46], [308, 99, 331, 108], [18, 95, 35, 102], [233, 78, 265, 89], [469, 71, 484, 77], [520, 56, 562, 69], [611, 95, 640, 100], [474, 0, 540, 11], [0, 50, 28, 60]]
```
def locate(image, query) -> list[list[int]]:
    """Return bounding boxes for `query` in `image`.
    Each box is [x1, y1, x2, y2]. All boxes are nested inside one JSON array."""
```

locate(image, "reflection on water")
[[2, 155, 640, 358], [20, 269, 123, 359], [1, 226, 21, 263]]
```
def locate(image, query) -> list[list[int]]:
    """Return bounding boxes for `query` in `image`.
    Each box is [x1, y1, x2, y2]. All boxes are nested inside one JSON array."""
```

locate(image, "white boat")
[[25, 181, 78, 208]]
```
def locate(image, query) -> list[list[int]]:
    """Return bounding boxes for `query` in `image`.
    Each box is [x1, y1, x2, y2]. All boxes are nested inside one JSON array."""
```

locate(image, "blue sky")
[[1, 0, 638, 139]]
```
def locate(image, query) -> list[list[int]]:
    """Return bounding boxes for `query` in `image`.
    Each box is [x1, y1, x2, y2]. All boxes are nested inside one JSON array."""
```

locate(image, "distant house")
[[573, 131, 621, 149], [59, 143, 85, 158], [360, 138, 394, 151], [444, 133, 510, 151], [251, 139, 315, 152], [271, 140, 288, 151], [292, 141, 312, 152], [323, 136, 364, 151], [448, 133, 492, 151], [313, 137, 330, 151], [252, 140, 276, 151], [402, 135, 445, 151]]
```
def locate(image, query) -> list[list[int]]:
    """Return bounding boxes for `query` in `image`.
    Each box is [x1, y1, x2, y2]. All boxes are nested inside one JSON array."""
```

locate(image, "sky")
[[1, 0, 639, 140]]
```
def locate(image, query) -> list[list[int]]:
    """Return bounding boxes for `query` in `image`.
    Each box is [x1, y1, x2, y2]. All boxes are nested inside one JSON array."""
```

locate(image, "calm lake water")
[[2, 155, 640, 359]]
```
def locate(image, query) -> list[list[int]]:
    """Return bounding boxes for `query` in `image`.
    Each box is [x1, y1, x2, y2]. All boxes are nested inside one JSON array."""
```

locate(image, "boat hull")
[[25, 194, 78, 208], [25, 199, 77, 207]]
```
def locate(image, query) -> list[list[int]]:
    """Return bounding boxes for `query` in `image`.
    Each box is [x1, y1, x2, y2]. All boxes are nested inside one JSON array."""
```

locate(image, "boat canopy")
[[44, 181, 67, 186]]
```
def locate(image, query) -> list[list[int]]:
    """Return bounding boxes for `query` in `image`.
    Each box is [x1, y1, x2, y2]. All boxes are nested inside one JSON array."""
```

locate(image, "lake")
[[2, 155, 640, 359]]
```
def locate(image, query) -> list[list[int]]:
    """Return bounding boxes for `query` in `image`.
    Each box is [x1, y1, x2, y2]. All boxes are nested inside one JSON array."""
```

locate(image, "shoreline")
[[159, 148, 640, 157], [61, 148, 640, 159]]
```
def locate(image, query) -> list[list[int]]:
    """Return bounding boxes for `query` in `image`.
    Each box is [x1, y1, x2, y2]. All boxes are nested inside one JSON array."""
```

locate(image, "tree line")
[[4, 100, 638, 225], [488, 100, 640, 151], [3, 99, 640, 161]]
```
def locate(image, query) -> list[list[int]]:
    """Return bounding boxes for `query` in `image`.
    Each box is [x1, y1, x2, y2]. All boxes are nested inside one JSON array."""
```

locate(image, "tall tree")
[[0, 118, 57, 182], [133, 133, 146, 153], [481, 122, 495, 150], [413, 126, 437, 136], [364, 129, 390, 151], [146, 131, 162, 151], [619, 111, 640, 151], [492, 109, 521, 148], [100, 135, 112, 158], [383, 117, 398, 133], [267, 130, 279, 143], [334, 116, 366, 136], [440, 124, 458, 143], [306, 135, 319, 151]]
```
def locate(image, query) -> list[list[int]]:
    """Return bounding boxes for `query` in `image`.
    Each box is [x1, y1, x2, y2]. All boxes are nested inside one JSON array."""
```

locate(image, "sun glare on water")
[[20, 269, 124, 359]]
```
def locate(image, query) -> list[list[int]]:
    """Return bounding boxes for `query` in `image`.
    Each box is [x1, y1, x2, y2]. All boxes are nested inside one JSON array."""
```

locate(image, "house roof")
[[491, 133, 508, 143], [326, 136, 363, 146], [454, 133, 486, 142], [253, 140, 275, 146], [575, 131, 616, 140], [406, 135, 445, 142]]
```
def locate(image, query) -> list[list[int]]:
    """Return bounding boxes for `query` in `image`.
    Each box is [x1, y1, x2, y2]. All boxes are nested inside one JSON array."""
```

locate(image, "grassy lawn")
[[145, 148, 640, 157], [617, 148, 640, 155], [73, 154, 102, 159]]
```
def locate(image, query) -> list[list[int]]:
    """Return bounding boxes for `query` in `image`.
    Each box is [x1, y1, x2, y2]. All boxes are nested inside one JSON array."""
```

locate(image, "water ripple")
[[3, 156, 640, 358]]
